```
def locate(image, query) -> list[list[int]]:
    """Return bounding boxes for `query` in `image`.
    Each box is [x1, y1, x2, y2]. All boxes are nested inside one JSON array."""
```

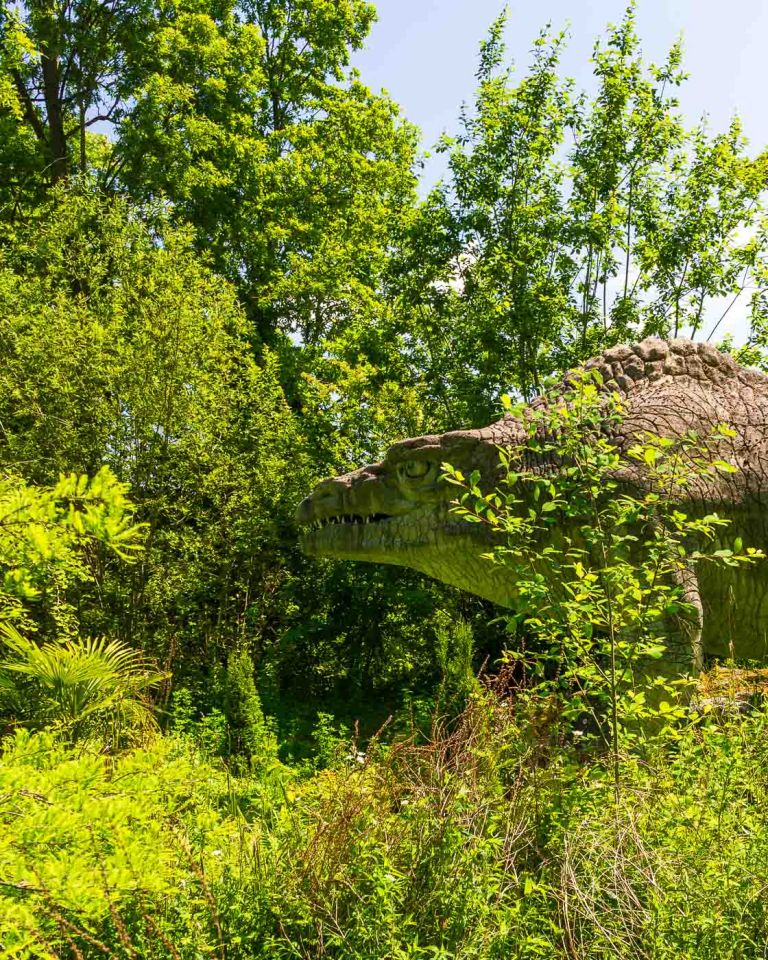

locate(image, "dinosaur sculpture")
[[296, 339, 768, 669]]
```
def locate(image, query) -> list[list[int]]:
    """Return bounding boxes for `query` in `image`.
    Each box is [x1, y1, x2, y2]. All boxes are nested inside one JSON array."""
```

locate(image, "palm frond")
[[0, 623, 164, 745]]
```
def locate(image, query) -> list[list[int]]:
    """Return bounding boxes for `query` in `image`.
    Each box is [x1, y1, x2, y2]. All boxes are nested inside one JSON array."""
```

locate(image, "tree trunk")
[[40, 47, 68, 183]]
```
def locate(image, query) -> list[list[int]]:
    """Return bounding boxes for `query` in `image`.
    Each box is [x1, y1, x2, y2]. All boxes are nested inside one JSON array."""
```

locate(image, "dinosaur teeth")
[[310, 512, 392, 529]]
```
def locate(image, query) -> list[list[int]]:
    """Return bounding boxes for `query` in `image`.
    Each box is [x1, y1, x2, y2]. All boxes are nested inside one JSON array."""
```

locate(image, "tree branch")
[[10, 68, 48, 145]]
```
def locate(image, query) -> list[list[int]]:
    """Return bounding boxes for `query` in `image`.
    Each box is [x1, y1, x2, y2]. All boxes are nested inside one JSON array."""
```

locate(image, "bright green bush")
[[555, 713, 768, 959], [0, 468, 145, 638], [4, 695, 768, 959], [0, 730, 251, 957], [0, 626, 163, 745]]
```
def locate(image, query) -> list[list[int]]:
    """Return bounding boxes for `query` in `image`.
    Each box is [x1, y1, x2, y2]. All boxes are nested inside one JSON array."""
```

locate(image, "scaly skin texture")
[[296, 339, 768, 667]]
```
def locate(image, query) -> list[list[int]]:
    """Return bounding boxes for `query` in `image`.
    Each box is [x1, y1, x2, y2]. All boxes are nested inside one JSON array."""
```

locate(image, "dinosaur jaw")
[[299, 506, 443, 563], [298, 505, 513, 605]]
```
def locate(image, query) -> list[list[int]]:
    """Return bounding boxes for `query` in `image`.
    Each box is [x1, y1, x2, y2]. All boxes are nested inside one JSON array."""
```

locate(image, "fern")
[[0, 623, 163, 746]]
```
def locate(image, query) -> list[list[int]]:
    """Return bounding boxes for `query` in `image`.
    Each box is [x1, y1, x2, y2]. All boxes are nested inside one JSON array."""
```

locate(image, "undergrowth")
[[3, 686, 768, 959]]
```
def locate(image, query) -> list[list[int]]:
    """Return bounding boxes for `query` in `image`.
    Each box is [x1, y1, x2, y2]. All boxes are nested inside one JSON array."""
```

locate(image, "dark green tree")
[[0, 0, 147, 204], [0, 190, 310, 673]]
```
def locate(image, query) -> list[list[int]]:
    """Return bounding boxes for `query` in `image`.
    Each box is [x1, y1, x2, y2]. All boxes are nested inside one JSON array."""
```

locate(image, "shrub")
[[445, 372, 763, 788], [4, 692, 768, 958], [0, 625, 163, 746]]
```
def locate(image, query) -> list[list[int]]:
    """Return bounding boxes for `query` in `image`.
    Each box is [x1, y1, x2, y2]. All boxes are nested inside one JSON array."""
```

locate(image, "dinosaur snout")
[[295, 496, 315, 525], [295, 478, 346, 525]]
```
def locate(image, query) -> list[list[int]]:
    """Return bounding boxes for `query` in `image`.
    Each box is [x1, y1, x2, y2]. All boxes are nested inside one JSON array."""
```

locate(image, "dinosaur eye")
[[399, 460, 431, 481]]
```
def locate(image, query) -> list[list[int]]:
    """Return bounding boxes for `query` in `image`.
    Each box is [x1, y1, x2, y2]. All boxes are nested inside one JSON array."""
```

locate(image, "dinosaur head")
[[296, 419, 524, 605]]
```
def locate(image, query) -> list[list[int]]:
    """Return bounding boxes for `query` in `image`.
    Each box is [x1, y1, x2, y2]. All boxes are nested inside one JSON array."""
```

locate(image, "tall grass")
[[3, 682, 768, 958]]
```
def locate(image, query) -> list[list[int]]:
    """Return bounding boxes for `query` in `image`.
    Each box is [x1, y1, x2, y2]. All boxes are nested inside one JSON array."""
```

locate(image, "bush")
[[5, 691, 768, 959], [0, 729, 260, 958], [224, 648, 279, 771], [0, 626, 163, 746], [446, 372, 763, 782]]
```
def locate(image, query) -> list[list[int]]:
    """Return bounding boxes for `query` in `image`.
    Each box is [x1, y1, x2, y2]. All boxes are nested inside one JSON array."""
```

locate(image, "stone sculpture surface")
[[296, 339, 768, 669]]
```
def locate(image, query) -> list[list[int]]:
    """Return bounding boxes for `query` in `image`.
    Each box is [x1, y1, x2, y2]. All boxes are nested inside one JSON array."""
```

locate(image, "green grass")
[[3, 689, 768, 959]]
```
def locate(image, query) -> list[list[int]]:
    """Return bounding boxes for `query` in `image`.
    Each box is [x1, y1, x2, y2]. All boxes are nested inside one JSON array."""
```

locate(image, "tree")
[[0, 0, 417, 352], [0, 466, 154, 744], [0, 0, 149, 200], [0, 189, 310, 672], [115, 0, 418, 346], [392, 6, 768, 426]]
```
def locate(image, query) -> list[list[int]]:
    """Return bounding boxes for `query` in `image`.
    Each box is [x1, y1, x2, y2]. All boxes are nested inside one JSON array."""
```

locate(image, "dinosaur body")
[[296, 339, 768, 667]]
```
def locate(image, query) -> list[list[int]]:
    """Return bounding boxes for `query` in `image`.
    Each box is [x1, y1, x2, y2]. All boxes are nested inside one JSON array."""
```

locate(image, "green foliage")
[[113, 0, 417, 346], [2, 7, 768, 954], [224, 648, 279, 769], [0, 468, 144, 636], [0, 0, 149, 201], [0, 466, 160, 745], [446, 373, 764, 795], [0, 625, 163, 745], [4, 1, 767, 719], [434, 612, 479, 711], [5, 698, 768, 958], [0, 182, 477, 716], [0, 728, 267, 957], [308, 710, 353, 771], [392, 7, 768, 424], [0, 190, 312, 673]]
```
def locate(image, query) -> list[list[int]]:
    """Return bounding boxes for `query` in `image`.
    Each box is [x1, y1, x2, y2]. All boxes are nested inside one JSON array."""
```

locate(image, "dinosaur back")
[[519, 339, 768, 504]]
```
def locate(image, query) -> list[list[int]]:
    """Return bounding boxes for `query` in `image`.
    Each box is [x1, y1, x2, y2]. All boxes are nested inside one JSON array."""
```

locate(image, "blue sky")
[[353, 0, 768, 188], [352, 0, 768, 342]]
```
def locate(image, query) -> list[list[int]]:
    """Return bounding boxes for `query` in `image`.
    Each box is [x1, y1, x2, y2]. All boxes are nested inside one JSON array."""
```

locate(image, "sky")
[[353, 0, 768, 188], [351, 0, 768, 343]]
